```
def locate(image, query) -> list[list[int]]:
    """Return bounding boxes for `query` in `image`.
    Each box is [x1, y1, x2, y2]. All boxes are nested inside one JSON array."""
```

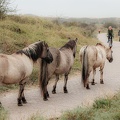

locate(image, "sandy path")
[[1, 33, 120, 120]]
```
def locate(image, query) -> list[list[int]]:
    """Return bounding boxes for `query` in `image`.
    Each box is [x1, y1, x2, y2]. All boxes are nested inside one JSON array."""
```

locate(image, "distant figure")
[[118, 30, 120, 42], [107, 26, 114, 47], [98, 30, 101, 34]]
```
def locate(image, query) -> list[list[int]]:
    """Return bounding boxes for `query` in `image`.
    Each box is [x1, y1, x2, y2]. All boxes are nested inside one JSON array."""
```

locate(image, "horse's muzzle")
[[109, 58, 113, 63], [43, 57, 53, 64]]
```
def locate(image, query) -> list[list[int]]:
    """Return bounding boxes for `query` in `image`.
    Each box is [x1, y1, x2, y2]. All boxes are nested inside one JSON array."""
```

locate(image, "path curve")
[[1, 33, 120, 120]]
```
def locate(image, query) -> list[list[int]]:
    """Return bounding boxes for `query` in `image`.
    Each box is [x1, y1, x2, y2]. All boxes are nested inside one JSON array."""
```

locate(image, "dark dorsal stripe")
[[96, 43, 105, 48], [16, 41, 44, 61], [60, 40, 76, 50]]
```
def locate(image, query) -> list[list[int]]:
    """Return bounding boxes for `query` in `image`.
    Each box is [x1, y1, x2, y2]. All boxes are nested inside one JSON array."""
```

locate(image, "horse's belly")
[[94, 61, 103, 68], [55, 66, 70, 74]]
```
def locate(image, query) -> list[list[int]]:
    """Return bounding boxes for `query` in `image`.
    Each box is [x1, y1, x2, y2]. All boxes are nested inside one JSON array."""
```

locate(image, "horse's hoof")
[[18, 103, 23, 106], [86, 86, 90, 89], [23, 101, 27, 104], [91, 82, 95, 85], [86, 87, 90, 90], [52, 90, 56, 94], [86, 84, 90, 89], [22, 97, 27, 104], [100, 80, 104, 84], [43, 98, 48, 101], [100, 81, 104, 84], [64, 90, 68, 93]]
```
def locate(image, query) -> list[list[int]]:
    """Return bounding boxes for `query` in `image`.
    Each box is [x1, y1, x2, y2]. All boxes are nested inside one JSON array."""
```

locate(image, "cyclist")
[[107, 26, 114, 46]]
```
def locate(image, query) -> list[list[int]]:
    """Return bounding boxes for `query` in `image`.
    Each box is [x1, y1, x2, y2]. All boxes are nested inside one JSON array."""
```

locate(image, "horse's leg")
[[18, 83, 24, 106], [46, 81, 49, 98], [91, 69, 96, 85], [63, 74, 68, 93], [43, 86, 48, 101], [86, 78, 90, 89], [0, 102, 2, 107], [18, 81, 27, 106], [21, 82, 27, 104], [100, 68, 104, 84], [52, 75, 59, 94]]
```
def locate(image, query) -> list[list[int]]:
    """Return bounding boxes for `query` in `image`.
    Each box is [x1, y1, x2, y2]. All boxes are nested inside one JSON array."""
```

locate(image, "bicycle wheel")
[[109, 38, 112, 47]]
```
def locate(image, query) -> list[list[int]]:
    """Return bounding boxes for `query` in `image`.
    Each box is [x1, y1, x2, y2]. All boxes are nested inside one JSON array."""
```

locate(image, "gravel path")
[[1, 33, 120, 120]]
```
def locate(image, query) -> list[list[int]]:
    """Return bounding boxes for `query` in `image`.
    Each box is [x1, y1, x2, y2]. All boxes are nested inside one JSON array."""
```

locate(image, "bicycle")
[[107, 36, 113, 47]]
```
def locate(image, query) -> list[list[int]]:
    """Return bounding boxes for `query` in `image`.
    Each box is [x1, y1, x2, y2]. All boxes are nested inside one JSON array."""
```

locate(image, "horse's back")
[[55, 48, 74, 74], [0, 54, 33, 84], [80, 45, 106, 70], [80, 45, 97, 62]]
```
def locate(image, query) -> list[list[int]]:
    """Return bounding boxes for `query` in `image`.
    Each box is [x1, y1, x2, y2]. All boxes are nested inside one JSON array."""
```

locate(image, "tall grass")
[[58, 93, 120, 120], [0, 105, 8, 120]]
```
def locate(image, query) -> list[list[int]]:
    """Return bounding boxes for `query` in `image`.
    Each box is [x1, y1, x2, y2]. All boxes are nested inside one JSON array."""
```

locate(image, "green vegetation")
[[51, 93, 120, 120], [0, 105, 8, 120], [27, 114, 45, 120]]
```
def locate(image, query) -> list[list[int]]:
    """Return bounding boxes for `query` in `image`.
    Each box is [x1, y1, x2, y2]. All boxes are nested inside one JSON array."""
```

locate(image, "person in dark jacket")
[[107, 26, 114, 44]]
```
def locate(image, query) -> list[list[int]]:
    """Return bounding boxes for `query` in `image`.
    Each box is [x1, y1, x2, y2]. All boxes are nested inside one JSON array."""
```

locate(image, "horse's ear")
[[42, 41, 45, 45], [75, 38, 78, 42], [68, 37, 71, 41]]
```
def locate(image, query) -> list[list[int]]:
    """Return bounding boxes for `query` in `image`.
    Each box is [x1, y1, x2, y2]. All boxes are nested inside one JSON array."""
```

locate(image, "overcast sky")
[[12, 0, 120, 18]]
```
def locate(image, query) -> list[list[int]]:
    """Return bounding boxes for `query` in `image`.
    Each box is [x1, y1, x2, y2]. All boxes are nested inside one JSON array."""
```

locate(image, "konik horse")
[[39, 38, 77, 101], [0, 41, 53, 106], [79, 43, 113, 89]]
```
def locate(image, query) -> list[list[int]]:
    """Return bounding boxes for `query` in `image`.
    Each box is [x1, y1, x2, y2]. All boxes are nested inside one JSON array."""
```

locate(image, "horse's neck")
[[13, 53, 34, 65], [96, 46, 106, 59], [60, 48, 73, 55]]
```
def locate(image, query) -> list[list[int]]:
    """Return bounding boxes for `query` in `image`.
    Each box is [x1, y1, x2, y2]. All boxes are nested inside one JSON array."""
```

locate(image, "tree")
[[0, 0, 16, 19]]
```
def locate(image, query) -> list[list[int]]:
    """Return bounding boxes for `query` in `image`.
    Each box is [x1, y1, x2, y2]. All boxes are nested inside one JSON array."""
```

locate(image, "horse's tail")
[[81, 46, 88, 87], [39, 59, 48, 97]]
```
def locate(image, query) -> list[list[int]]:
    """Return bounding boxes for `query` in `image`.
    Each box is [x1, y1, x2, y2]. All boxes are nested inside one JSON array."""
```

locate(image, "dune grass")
[[0, 105, 8, 120], [51, 93, 120, 120]]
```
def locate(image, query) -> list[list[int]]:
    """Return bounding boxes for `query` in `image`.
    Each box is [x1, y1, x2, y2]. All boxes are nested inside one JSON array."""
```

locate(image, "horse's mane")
[[60, 40, 76, 50], [96, 43, 106, 48], [16, 41, 44, 61]]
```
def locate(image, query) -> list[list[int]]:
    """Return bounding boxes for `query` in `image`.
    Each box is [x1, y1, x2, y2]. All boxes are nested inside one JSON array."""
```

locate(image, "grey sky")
[[12, 0, 120, 18]]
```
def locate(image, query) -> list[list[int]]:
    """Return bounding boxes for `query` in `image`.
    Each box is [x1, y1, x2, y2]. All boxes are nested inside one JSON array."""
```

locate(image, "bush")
[[104, 22, 118, 28]]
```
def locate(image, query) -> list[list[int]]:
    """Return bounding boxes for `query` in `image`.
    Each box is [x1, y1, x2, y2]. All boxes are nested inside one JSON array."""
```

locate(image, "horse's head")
[[68, 38, 78, 58], [106, 47, 113, 63], [40, 41, 53, 64]]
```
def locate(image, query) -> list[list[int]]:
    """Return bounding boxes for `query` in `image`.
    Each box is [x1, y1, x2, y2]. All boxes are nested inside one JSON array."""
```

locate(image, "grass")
[[27, 114, 45, 120], [0, 105, 8, 120], [57, 93, 120, 120]]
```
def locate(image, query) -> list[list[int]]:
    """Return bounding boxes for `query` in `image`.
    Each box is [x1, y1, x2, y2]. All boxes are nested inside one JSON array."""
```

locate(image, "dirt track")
[[1, 33, 120, 120]]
